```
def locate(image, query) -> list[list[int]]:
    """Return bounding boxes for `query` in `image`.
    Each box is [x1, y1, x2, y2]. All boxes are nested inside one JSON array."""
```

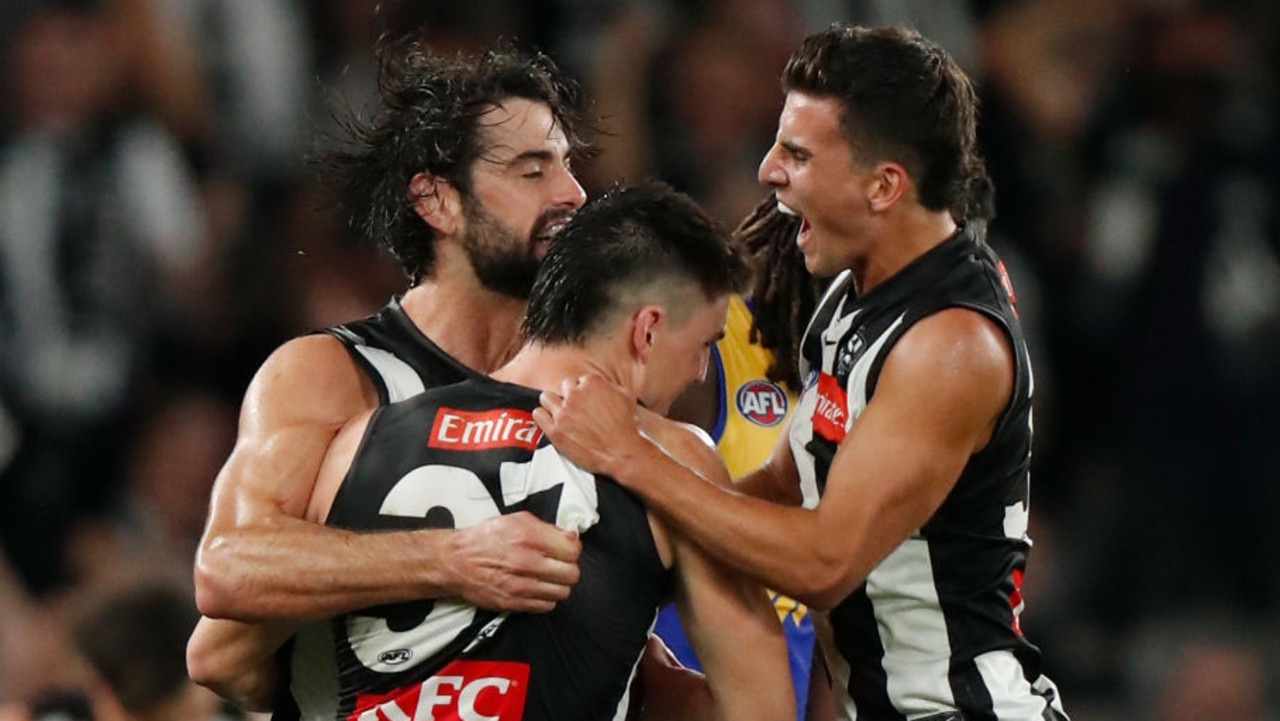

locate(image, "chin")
[[642, 395, 672, 417]]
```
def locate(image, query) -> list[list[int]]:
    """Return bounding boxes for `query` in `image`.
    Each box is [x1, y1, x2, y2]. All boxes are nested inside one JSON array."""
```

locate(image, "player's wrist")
[[609, 433, 669, 490], [422, 527, 465, 598]]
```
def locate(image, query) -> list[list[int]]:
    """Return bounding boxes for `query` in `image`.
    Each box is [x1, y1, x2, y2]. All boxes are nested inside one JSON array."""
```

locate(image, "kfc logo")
[[351, 660, 529, 721], [811, 373, 848, 443], [735, 381, 789, 427], [429, 408, 543, 452]]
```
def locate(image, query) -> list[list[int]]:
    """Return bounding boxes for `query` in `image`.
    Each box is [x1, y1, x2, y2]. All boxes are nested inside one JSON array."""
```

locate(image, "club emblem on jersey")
[[735, 380, 789, 427], [835, 333, 864, 377]]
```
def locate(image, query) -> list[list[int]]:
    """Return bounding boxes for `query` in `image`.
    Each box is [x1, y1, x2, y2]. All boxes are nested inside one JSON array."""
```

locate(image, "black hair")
[[321, 38, 592, 284], [522, 181, 749, 344], [782, 25, 991, 218]]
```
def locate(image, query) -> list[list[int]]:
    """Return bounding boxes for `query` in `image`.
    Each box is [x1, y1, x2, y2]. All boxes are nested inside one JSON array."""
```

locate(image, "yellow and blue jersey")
[[654, 295, 815, 720]]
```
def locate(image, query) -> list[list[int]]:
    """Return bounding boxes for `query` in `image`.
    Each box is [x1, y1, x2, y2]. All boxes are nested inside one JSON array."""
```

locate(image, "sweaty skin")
[[187, 98, 588, 707]]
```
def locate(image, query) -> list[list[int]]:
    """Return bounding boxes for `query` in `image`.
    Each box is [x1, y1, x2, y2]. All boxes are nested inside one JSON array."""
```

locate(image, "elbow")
[[187, 634, 276, 712], [186, 634, 221, 691], [186, 631, 232, 696], [801, 586, 846, 613], [193, 538, 241, 619], [789, 558, 862, 612]]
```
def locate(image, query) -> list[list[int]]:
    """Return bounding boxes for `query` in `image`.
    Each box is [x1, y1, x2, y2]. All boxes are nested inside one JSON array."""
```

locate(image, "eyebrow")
[[507, 149, 556, 166], [780, 140, 809, 157]]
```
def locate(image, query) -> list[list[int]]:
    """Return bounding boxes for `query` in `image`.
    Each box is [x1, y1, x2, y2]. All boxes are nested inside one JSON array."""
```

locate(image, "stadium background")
[[1, 0, 1277, 718]]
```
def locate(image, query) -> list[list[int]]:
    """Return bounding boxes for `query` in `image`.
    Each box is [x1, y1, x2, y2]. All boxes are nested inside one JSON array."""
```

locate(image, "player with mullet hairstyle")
[[538, 25, 1068, 721]]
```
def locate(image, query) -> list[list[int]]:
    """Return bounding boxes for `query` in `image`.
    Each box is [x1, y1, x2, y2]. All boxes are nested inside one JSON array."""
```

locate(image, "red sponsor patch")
[[1008, 567, 1025, 635], [735, 380, 789, 427], [811, 373, 848, 443], [350, 659, 530, 721], [428, 407, 543, 452], [996, 260, 1020, 319]]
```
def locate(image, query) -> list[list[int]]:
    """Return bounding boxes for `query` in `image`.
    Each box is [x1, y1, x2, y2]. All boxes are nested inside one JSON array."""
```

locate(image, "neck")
[[852, 207, 957, 295], [493, 341, 633, 399], [399, 279, 528, 376]]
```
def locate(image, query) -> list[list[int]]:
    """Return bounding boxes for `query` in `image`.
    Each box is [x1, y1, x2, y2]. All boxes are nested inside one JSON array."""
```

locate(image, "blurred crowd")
[[0, 0, 1277, 719]]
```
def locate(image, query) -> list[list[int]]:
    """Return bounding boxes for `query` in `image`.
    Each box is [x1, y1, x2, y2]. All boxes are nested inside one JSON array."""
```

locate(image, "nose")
[[555, 165, 588, 210], [758, 144, 786, 188]]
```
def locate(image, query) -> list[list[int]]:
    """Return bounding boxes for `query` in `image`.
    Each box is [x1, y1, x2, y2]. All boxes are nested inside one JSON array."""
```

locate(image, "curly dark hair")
[[732, 195, 823, 391], [322, 38, 592, 284]]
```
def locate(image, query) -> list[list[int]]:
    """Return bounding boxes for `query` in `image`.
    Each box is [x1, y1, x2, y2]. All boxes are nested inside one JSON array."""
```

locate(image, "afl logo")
[[736, 381, 789, 427], [378, 649, 413, 665]]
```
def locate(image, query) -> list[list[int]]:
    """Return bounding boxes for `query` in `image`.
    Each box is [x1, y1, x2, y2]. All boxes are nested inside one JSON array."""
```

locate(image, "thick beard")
[[461, 200, 540, 300]]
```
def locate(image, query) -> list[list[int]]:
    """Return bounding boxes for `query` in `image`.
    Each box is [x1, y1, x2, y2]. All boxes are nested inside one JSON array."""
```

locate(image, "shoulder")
[[637, 410, 730, 488], [876, 307, 1014, 428], [242, 334, 378, 431], [891, 307, 1013, 380]]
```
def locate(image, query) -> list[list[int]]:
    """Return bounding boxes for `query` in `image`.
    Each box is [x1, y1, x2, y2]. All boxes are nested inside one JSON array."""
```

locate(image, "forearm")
[[195, 517, 453, 622], [187, 617, 294, 711], [617, 442, 842, 608], [675, 544, 794, 721]]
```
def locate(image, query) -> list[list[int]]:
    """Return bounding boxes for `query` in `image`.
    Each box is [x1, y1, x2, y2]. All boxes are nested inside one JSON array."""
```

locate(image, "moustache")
[[531, 209, 575, 241]]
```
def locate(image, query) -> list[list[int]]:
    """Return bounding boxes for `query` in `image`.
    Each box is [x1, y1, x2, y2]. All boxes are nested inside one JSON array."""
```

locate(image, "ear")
[[629, 305, 664, 364], [867, 161, 908, 212], [409, 172, 463, 236]]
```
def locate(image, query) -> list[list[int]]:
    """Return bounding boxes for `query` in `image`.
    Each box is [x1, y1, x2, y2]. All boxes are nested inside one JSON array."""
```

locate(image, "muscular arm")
[[537, 309, 1014, 610], [629, 419, 792, 721], [186, 618, 293, 711], [653, 421, 793, 721], [194, 335, 581, 623], [190, 352, 584, 702]]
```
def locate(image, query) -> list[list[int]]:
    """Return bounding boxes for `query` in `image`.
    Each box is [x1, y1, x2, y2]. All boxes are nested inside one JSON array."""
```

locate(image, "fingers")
[[475, 552, 578, 614], [454, 513, 582, 614]]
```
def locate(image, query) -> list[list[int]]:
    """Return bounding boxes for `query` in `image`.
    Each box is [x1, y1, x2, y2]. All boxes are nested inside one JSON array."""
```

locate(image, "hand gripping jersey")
[[653, 295, 815, 721], [281, 376, 671, 721], [791, 228, 1067, 721]]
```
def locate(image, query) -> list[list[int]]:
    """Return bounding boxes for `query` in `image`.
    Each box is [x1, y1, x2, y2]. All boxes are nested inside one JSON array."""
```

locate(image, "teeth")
[[776, 200, 798, 216]]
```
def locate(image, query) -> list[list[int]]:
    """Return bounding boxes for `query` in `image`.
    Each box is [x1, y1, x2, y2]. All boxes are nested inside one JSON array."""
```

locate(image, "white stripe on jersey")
[[356, 345, 426, 401], [789, 384, 822, 510], [291, 619, 341, 721], [790, 312, 901, 510], [867, 537, 956, 717], [974, 650, 1052, 720], [498, 445, 601, 533], [841, 312, 903, 419]]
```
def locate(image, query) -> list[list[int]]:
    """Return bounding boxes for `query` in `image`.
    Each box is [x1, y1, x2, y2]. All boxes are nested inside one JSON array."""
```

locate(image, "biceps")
[[207, 422, 338, 532], [673, 545, 781, 680], [822, 406, 969, 554]]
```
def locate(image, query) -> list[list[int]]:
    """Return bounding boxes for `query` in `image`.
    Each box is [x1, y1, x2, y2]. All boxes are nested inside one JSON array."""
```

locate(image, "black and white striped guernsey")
[[283, 374, 670, 721], [323, 297, 483, 404], [789, 227, 1067, 721], [271, 297, 475, 721]]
